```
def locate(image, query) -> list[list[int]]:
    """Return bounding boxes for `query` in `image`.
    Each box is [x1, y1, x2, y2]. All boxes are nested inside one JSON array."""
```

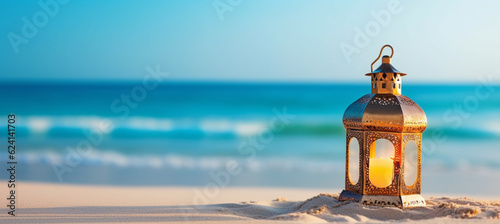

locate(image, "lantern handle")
[[371, 45, 394, 72]]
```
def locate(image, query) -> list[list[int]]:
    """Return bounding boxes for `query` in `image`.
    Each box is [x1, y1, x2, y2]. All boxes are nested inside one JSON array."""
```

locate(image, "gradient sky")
[[1, 0, 499, 83]]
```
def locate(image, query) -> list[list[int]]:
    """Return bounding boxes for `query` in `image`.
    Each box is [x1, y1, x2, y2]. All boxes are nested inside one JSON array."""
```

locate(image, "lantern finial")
[[365, 45, 406, 95], [381, 55, 391, 64]]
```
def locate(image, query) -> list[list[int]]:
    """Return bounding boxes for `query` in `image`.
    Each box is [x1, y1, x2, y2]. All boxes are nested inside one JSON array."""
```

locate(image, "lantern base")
[[338, 190, 426, 208]]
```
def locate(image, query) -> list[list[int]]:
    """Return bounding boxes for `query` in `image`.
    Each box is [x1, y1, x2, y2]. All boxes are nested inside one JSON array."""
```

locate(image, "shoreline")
[[1, 182, 499, 223], [4, 182, 500, 208]]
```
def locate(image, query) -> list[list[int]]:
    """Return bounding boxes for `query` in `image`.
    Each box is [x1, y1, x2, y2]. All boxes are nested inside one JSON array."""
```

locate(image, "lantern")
[[338, 45, 427, 208]]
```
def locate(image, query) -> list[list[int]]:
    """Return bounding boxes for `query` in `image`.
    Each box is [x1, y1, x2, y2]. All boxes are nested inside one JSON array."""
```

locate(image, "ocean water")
[[1, 83, 499, 195]]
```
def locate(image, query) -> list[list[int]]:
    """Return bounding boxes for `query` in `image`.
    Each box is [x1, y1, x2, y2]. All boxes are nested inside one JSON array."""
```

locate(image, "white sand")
[[1, 182, 499, 223]]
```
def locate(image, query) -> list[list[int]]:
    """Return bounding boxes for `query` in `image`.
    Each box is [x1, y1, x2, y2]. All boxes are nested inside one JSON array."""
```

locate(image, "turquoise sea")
[[1, 82, 499, 196]]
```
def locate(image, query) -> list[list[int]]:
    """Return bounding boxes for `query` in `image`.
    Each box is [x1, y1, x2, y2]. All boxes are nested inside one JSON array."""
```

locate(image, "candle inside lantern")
[[369, 158, 393, 188]]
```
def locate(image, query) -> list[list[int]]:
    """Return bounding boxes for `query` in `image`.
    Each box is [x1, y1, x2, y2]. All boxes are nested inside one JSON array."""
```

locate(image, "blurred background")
[[1, 1, 499, 196]]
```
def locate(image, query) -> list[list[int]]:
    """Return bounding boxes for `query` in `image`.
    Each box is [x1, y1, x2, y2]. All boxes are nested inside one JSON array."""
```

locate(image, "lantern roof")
[[365, 56, 407, 76], [342, 93, 427, 133]]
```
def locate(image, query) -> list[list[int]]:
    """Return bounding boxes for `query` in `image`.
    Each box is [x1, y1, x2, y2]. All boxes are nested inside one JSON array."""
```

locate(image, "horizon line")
[[0, 79, 496, 86]]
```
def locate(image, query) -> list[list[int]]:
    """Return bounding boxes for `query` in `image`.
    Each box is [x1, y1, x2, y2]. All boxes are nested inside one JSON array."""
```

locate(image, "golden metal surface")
[[341, 45, 426, 202], [343, 94, 427, 132]]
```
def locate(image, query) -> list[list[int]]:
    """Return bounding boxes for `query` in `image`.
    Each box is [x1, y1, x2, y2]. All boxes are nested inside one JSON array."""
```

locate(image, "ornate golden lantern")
[[338, 45, 427, 208]]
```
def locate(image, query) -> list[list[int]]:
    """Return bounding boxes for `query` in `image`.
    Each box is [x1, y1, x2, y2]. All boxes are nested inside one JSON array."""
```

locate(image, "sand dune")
[[1, 183, 499, 223]]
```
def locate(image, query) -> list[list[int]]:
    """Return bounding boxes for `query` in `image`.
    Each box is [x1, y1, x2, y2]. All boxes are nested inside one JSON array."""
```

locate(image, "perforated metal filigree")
[[369, 95, 400, 106], [343, 94, 427, 133], [398, 95, 416, 106], [343, 119, 363, 129], [356, 94, 372, 105]]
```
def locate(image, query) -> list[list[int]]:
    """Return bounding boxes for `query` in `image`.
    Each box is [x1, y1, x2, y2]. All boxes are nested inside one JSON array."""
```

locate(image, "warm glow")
[[369, 158, 393, 188]]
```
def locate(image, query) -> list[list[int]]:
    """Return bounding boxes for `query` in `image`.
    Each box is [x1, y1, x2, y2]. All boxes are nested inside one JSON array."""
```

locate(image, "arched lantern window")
[[369, 138, 394, 188]]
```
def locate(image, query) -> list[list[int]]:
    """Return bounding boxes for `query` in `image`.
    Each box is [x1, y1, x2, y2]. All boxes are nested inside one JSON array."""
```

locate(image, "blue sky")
[[1, 0, 499, 83]]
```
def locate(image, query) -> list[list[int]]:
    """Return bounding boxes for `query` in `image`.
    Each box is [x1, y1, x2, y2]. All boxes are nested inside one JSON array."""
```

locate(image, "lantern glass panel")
[[369, 138, 394, 188], [404, 140, 418, 187], [348, 137, 360, 185]]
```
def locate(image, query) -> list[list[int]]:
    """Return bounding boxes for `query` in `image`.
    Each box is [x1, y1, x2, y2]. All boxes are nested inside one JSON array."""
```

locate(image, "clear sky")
[[1, 0, 499, 83]]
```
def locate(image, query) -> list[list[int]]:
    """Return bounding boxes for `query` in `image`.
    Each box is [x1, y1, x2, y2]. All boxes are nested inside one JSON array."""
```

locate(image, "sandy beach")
[[1, 182, 499, 223]]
